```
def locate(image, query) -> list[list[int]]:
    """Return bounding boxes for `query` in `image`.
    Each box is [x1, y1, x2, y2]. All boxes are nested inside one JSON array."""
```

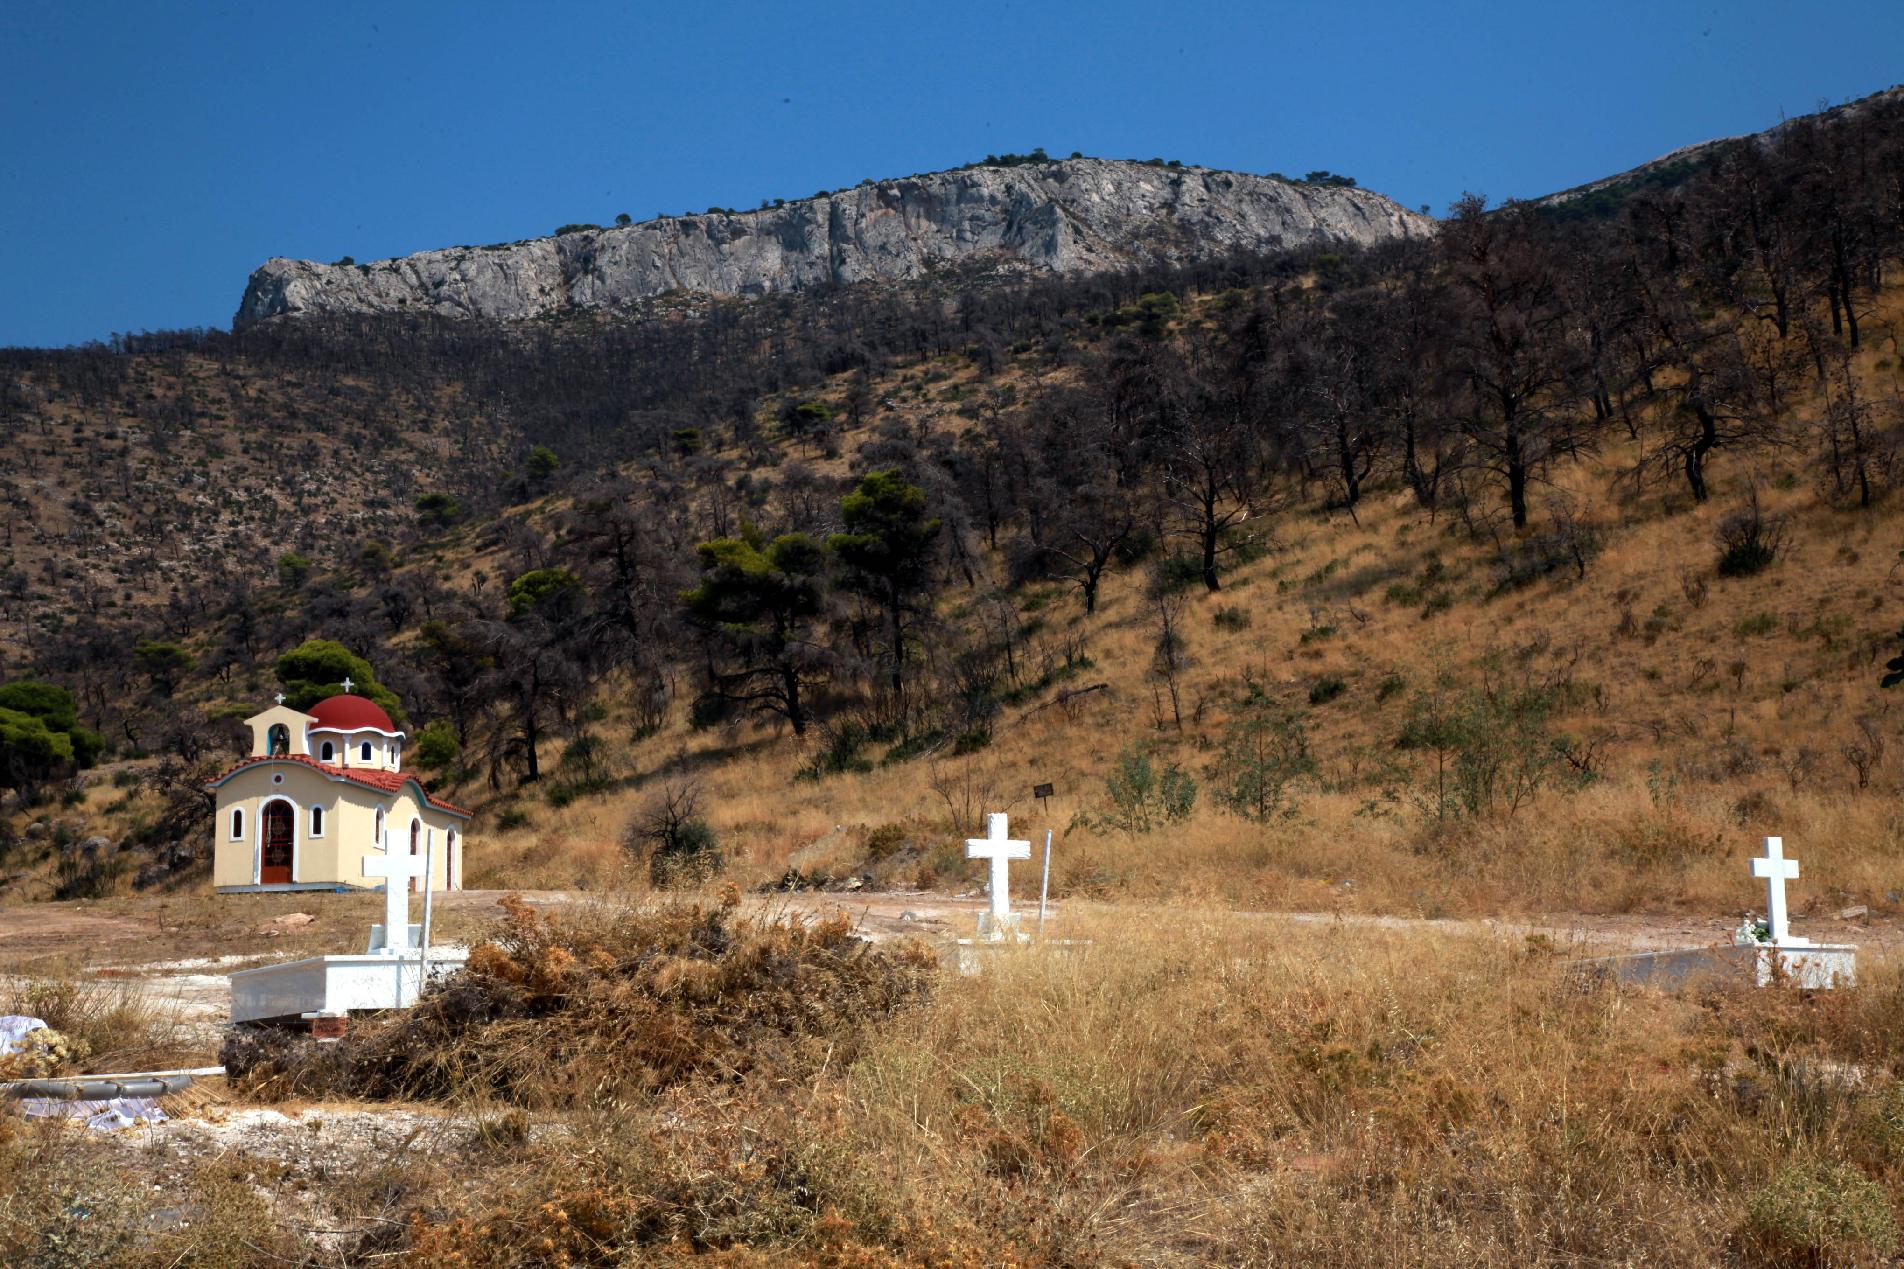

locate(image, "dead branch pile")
[[222, 893, 938, 1107]]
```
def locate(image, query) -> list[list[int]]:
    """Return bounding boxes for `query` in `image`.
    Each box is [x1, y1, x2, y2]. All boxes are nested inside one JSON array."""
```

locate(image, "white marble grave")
[[966, 812, 1031, 943], [1579, 835, 1856, 990], [229, 838, 466, 1024], [1736, 836, 1856, 988]]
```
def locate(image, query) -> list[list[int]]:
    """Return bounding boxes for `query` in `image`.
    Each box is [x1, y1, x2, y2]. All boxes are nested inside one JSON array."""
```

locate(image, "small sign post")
[[1033, 781, 1053, 814], [1038, 829, 1053, 937]]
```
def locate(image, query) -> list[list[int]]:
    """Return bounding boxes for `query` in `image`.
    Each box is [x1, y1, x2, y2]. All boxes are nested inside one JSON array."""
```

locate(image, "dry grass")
[[12, 908, 1900, 1263], [0, 974, 194, 1072], [398, 295, 1904, 933], [450, 411, 1904, 935]]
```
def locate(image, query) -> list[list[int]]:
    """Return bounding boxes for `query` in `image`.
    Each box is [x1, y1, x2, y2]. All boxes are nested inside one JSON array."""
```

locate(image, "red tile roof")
[[206, 753, 472, 818], [307, 694, 400, 735]]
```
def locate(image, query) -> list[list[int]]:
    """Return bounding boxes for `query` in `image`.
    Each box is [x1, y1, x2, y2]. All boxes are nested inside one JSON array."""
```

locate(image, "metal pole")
[[1038, 829, 1052, 938], [419, 832, 436, 995]]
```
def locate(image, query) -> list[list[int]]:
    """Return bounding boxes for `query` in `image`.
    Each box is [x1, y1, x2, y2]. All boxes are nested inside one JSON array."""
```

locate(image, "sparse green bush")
[[1742, 1160, 1896, 1262], [951, 724, 992, 755], [1096, 743, 1197, 832], [1398, 672, 1578, 820], [628, 781, 722, 888], [797, 721, 874, 781], [1210, 703, 1313, 821]]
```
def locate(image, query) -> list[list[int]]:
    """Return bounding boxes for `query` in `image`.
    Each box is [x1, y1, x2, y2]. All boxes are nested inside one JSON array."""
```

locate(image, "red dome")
[[306, 695, 399, 734]]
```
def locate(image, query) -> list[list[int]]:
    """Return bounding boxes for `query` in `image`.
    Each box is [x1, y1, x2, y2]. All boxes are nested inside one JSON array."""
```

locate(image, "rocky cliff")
[[235, 159, 1433, 327]]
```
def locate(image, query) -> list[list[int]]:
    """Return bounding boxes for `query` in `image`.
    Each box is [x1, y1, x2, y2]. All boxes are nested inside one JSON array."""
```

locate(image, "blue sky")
[[2, 0, 1898, 347]]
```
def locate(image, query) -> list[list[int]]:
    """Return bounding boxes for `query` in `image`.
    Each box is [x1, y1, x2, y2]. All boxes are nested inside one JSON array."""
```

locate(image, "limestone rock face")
[[235, 160, 1434, 327]]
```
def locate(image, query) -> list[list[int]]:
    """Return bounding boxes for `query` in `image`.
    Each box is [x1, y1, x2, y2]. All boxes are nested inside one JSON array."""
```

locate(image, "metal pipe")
[[2, 1071, 205, 1100]]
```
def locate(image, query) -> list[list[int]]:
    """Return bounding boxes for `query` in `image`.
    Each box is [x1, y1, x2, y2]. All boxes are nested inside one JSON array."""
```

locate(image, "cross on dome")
[[341, 676, 355, 694]]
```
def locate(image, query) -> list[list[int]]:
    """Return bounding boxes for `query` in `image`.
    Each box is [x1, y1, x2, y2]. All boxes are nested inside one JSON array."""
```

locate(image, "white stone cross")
[[967, 812, 1030, 936], [1751, 836, 1808, 947], [273, 692, 286, 705], [341, 676, 355, 693], [363, 843, 428, 953]]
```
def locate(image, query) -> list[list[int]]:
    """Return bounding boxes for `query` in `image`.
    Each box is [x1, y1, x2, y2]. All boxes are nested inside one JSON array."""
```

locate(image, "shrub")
[[1212, 604, 1252, 631], [1154, 555, 1205, 594], [797, 721, 874, 781], [414, 490, 465, 528], [525, 444, 561, 485], [629, 781, 722, 888], [1210, 704, 1313, 821], [411, 720, 461, 771], [1097, 743, 1197, 831], [1743, 1160, 1896, 1261], [863, 822, 909, 862], [951, 724, 992, 755], [1308, 674, 1347, 705], [1716, 491, 1787, 577], [1398, 674, 1577, 820], [276, 551, 312, 590]]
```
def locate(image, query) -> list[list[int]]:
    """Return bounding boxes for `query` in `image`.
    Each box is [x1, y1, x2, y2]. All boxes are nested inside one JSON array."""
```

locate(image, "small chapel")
[[207, 690, 470, 893]]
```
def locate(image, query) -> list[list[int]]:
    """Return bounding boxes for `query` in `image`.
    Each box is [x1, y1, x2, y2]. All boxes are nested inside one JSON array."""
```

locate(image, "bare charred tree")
[[1161, 320, 1282, 590], [1630, 266, 1773, 501], [1441, 196, 1585, 530]]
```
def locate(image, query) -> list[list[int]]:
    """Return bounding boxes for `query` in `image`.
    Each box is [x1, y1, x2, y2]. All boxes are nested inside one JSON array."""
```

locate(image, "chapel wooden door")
[[261, 800, 294, 885]]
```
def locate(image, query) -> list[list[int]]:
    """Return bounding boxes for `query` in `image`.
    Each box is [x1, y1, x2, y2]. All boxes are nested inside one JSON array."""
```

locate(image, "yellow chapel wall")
[[213, 766, 467, 890]]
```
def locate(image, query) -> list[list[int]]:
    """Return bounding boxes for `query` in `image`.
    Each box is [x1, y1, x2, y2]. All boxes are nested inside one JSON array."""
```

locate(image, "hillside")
[[234, 156, 1431, 325], [1534, 81, 1903, 217], [4, 87, 1904, 925]]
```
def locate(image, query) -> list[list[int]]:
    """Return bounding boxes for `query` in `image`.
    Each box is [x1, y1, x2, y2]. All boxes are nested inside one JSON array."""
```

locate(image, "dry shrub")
[[225, 893, 938, 1108], [0, 1117, 152, 1267], [1, 976, 189, 1071]]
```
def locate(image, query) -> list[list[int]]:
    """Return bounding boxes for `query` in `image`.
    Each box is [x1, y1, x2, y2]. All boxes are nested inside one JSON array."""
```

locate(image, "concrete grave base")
[[230, 950, 468, 1024], [954, 937, 1092, 976], [1575, 942, 1856, 991]]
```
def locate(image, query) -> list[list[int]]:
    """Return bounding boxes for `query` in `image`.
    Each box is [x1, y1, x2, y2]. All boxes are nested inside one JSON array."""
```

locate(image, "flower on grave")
[[1734, 915, 1772, 946]]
